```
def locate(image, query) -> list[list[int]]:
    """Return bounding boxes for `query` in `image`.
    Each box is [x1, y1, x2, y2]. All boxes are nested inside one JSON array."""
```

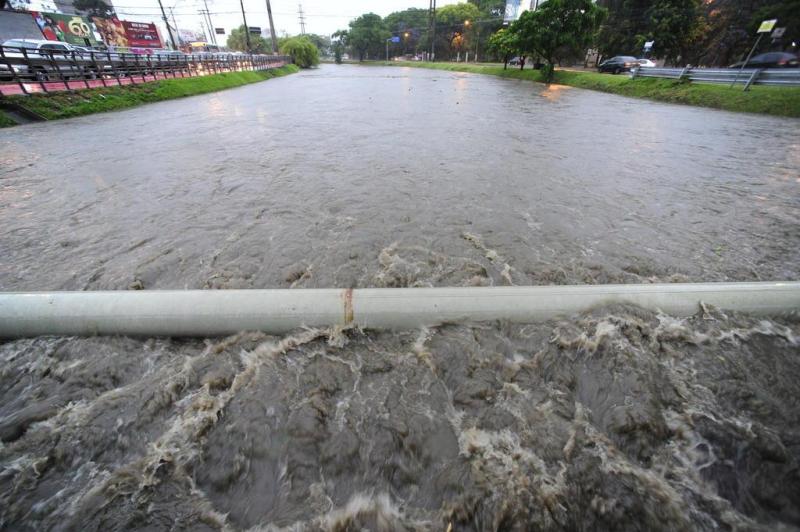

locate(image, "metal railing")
[[0, 46, 292, 96], [631, 66, 800, 90]]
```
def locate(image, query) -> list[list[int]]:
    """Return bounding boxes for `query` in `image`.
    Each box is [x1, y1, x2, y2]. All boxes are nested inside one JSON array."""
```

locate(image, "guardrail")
[[631, 66, 800, 90], [0, 46, 292, 96]]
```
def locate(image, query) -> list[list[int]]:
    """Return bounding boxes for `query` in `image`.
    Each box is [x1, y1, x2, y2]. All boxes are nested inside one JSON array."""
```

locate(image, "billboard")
[[121, 21, 162, 48], [93, 17, 129, 47], [30, 12, 101, 45], [179, 29, 206, 43], [504, 0, 530, 23]]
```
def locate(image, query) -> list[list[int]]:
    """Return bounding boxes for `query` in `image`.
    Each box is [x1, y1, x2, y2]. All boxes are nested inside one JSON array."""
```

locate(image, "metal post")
[[107, 50, 121, 86], [157, 0, 178, 50], [743, 68, 762, 91], [429, 0, 436, 61], [239, 0, 251, 52], [202, 0, 217, 45], [0, 44, 27, 95], [386, 38, 389, 61], [169, 7, 181, 47], [72, 50, 91, 89], [266, 0, 279, 54], [731, 33, 763, 88]]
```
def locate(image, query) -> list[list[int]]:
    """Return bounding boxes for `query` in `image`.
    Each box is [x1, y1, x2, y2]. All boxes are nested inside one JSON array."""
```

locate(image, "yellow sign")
[[757, 19, 777, 33]]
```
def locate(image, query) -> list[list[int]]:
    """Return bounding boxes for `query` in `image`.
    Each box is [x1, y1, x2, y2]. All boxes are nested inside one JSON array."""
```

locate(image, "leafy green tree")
[[487, 28, 520, 68], [749, 1, 799, 56], [347, 13, 389, 61], [643, 0, 702, 65], [226, 25, 270, 53], [511, 0, 607, 81], [304, 33, 331, 56], [385, 8, 429, 55], [280, 36, 320, 67], [73, 0, 115, 17], [435, 3, 481, 59], [595, 0, 650, 60], [332, 29, 348, 62]]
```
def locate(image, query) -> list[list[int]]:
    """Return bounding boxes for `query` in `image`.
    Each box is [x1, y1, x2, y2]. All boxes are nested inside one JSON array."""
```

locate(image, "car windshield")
[[1, 2, 799, 531]]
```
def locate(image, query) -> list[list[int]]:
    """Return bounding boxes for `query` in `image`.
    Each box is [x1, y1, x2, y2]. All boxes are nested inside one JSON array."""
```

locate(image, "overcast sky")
[[113, 0, 462, 44]]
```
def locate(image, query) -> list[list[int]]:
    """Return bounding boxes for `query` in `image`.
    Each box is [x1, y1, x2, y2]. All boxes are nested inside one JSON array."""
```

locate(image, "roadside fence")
[[631, 66, 800, 90], [0, 46, 291, 96]]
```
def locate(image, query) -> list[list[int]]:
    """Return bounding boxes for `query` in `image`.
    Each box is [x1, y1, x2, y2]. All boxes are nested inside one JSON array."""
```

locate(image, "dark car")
[[730, 52, 799, 69], [598, 56, 638, 74]]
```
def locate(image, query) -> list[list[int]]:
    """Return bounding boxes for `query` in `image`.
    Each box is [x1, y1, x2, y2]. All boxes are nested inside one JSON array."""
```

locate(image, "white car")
[[636, 58, 656, 68]]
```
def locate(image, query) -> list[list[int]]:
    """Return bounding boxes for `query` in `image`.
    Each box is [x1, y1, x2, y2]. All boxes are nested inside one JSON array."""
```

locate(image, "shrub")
[[280, 36, 320, 68]]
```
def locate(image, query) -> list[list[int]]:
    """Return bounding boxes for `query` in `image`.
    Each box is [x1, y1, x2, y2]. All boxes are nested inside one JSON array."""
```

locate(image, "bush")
[[280, 36, 320, 68]]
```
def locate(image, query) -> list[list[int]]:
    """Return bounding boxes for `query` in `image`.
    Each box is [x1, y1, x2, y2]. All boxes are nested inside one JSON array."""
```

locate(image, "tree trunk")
[[519, 56, 525, 70]]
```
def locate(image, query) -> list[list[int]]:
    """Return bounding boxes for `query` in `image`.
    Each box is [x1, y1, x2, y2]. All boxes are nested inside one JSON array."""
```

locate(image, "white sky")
[[112, 0, 462, 44]]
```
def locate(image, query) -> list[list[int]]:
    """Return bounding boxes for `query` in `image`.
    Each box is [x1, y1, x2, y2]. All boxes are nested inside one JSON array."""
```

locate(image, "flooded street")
[[1, 65, 798, 290], [1, 65, 799, 530]]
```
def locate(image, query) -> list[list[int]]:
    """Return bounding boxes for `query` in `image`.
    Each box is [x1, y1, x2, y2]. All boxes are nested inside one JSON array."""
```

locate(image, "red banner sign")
[[121, 21, 162, 48]]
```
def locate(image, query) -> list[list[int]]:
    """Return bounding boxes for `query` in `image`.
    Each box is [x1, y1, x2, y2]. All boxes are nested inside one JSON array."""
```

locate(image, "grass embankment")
[[1, 65, 299, 124], [0, 112, 15, 127], [380, 61, 800, 117]]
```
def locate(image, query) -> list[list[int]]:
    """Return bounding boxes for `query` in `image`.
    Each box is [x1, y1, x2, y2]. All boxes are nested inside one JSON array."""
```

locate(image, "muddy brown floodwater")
[[1, 65, 799, 531]]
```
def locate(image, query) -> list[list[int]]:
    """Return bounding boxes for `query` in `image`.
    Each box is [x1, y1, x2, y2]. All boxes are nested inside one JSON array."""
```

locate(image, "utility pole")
[[202, 0, 217, 45], [199, 10, 214, 44], [239, 0, 251, 51], [169, 7, 180, 46], [298, 3, 306, 35], [157, 0, 177, 50], [428, 0, 436, 61], [265, 0, 278, 53]]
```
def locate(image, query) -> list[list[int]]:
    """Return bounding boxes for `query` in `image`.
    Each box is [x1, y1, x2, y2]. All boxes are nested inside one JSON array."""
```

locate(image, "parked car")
[[1, 39, 103, 80], [598, 56, 638, 74], [508, 56, 523, 66], [730, 52, 799, 69], [636, 58, 656, 68]]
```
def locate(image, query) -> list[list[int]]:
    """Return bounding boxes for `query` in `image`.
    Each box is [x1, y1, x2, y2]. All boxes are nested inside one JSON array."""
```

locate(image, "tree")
[[487, 28, 520, 68], [226, 25, 270, 53], [435, 3, 481, 59], [643, 0, 702, 65], [280, 36, 320, 68], [511, 0, 606, 81], [385, 8, 429, 55], [304, 33, 331, 57], [72, 0, 115, 18], [347, 13, 389, 61], [595, 0, 651, 60]]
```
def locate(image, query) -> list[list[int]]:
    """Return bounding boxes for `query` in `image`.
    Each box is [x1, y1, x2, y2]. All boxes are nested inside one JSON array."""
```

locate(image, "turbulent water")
[[1, 65, 799, 530]]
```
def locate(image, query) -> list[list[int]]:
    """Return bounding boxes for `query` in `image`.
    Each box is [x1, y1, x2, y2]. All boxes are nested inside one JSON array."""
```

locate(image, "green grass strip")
[[3, 65, 299, 122], [0, 111, 16, 128], [378, 61, 800, 118]]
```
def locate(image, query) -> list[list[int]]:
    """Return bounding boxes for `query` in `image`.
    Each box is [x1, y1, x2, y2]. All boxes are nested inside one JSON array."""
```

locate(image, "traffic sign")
[[215, 27, 225, 35], [757, 19, 777, 33], [391, 36, 400, 43], [249, 26, 261, 34]]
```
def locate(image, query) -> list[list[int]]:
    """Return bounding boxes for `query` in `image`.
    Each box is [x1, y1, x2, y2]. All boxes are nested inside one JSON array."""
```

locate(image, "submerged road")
[[1, 64, 798, 291], [2, 65, 800, 531]]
